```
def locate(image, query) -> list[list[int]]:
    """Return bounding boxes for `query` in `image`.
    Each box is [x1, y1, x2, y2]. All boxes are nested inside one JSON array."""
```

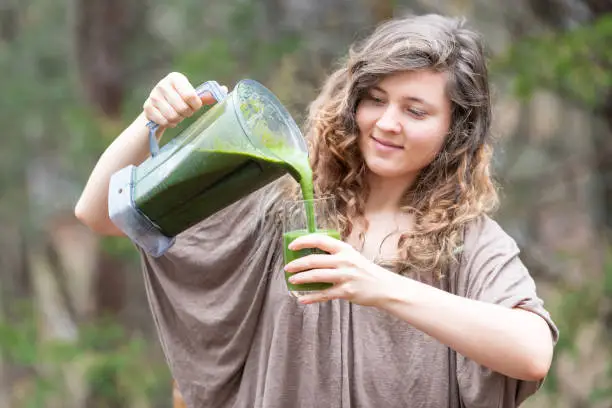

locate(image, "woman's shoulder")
[[462, 214, 520, 255]]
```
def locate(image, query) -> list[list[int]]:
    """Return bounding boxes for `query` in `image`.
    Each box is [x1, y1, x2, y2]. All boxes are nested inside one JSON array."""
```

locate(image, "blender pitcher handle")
[[145, 80, 228, 157]]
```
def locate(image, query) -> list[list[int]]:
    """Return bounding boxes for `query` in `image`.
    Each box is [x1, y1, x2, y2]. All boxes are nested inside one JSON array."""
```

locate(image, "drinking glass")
[[282, 196, 340, 298]]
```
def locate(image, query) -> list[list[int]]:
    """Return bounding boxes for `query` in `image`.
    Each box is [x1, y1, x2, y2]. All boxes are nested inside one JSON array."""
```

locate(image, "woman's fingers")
[[143, 72, 229, 130], [284, 253, 344, 273], [288, 233, 351, 255], [297, 283, 355, 304], [287, 268, 353, 285], [170, 73, 202, 111], [160, 83, 193, 118], [150, 89, 183, 127], [143, 103, 169, 128]]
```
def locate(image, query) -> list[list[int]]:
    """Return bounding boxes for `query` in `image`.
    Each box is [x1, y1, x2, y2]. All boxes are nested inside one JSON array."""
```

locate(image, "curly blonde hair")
[[304, 14, 499, 278]]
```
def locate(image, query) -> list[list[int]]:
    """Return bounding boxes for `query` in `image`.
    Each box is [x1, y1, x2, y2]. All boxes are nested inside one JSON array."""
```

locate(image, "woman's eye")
[[407, 108, 427, 118], [366, 94, 385, 105]]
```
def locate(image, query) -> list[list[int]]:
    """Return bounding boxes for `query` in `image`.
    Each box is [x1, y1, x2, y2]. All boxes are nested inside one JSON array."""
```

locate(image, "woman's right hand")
[[143, 72, 227, 130]]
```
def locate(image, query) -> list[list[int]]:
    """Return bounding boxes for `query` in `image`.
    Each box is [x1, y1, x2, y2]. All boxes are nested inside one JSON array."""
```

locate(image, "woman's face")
[[356, 70, 452, 181]]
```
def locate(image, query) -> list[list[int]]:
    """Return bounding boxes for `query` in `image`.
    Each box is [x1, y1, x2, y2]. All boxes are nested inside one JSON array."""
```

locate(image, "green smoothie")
[[283, 228, 340, 292], [285, 156, 317, 233], [134, 143, 317, 237], [134, 147, 289, 236]]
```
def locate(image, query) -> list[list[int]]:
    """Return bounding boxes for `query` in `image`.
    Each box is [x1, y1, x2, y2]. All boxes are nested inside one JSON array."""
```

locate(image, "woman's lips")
[[371, 136, 404, 150]]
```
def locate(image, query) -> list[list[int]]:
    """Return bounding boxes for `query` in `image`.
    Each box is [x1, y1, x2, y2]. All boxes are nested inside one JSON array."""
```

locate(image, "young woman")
[[75, 13, 557, 408]]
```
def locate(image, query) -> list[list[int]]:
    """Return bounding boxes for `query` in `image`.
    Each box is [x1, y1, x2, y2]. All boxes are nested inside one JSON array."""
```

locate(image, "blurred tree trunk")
[[575, 1, 612, 237], [0, 0, 30, 396], [517, 4, 612, 406], [0, 0, 18, 42], [597, 94, 612, 235], [22, 1, 148, 406], [526, 0, 612, 236], [26, 214, 101, 408], [0, 227, 26, 408], [583, 0, 612, 14], [72, 0, 141, 342], [75, 0, 125, 118], [75, 0, 147, 119]]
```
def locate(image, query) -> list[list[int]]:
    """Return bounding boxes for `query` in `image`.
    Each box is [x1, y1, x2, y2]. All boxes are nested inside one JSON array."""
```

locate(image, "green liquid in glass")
[[283, 229, 340, 292]]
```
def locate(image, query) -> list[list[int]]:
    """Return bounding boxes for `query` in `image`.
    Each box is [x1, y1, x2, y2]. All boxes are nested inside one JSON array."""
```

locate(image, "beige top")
[[138, 182, 558, 408]]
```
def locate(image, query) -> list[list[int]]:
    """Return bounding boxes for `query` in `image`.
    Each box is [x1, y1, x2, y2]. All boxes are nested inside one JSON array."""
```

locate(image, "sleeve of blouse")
[[456, 216, 559, 408], [134, 179, 289, 405]]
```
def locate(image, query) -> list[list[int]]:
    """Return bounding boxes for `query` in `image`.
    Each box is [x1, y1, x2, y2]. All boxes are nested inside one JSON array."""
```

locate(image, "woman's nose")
[[375, 106, 402, 134]]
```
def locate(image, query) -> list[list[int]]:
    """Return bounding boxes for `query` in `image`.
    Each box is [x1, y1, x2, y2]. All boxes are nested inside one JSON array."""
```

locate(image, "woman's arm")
[[379, 278, 553, 381], [75, 112, 156, 235], [75, 72, 212, 235], [284, 233, 555, 382]]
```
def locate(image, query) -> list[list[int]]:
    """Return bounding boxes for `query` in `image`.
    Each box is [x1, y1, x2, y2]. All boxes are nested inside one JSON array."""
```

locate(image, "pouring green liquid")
[[288, 158, 317, 234], [130, 79, 332, 292], [134, 132, 330, 294], [280, 155, 337, 294]]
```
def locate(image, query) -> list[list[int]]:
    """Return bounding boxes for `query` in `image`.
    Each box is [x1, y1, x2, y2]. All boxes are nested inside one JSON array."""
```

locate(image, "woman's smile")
[[370, 135, 404, 151]]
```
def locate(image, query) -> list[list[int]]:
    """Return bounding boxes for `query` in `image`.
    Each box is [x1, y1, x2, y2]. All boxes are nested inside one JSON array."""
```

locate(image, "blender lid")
[[232, 79, 308, 159]]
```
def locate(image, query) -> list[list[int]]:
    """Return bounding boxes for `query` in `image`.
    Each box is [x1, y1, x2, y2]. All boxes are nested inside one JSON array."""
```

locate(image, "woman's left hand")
[[284, 233, 403, 307]]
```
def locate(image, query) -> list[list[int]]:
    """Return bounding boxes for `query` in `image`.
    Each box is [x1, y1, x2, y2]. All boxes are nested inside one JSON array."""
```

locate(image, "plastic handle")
[[145, 80, 228, 157]]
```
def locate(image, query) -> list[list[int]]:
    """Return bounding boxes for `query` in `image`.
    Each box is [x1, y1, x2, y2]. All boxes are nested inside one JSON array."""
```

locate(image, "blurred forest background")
[[1, 0, 612, 407]]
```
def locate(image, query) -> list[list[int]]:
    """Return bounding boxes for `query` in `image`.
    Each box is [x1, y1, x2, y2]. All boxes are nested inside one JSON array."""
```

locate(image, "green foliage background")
[[1, 0, 611, 406]]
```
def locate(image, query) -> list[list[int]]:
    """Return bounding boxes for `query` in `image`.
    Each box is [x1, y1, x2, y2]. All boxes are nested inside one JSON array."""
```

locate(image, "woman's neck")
[[365, 171, 416, 213]]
